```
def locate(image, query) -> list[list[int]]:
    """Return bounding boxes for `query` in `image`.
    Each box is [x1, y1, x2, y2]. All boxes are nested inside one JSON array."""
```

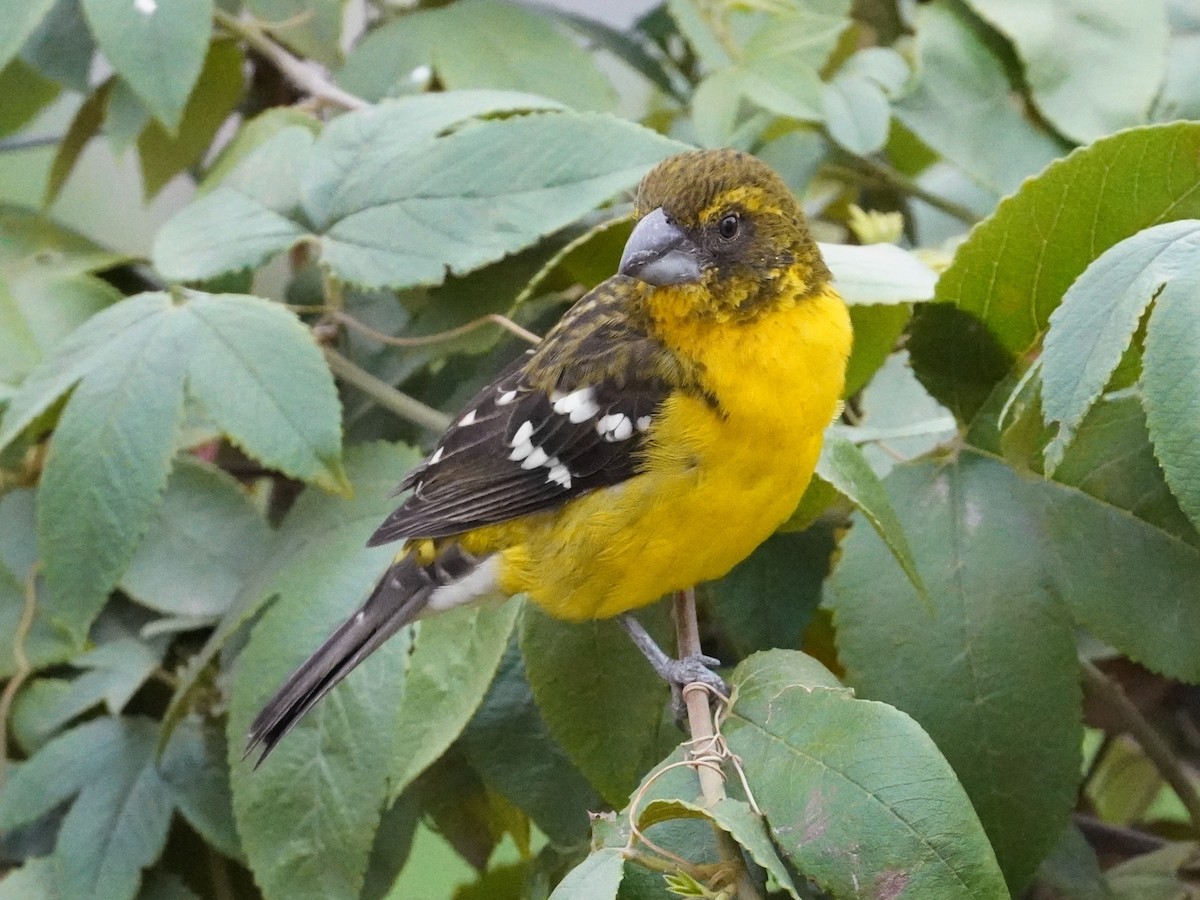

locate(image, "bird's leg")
[[618, 612, 726, 718]]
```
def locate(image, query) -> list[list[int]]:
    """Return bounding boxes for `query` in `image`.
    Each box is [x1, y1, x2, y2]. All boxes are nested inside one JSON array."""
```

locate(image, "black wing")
[[367, 277, 684, 545]]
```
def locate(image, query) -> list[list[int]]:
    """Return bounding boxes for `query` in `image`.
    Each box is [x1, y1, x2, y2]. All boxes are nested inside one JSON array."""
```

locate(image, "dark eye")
[[717, 214, 739, 240]]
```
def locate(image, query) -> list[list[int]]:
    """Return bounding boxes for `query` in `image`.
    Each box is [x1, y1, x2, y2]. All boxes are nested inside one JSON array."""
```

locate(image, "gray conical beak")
[[618, 207, 704, 286]]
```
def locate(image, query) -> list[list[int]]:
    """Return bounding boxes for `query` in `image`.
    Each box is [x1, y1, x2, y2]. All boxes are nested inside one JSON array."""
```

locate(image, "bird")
[[246, 148, 853, 763]]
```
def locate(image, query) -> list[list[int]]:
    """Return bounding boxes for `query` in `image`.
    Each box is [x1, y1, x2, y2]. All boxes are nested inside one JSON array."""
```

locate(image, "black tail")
[[245, 556, 436, 766]]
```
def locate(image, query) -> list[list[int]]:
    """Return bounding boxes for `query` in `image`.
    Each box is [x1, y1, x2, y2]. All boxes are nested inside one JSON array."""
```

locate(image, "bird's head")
[[619, 149, 829, 317]]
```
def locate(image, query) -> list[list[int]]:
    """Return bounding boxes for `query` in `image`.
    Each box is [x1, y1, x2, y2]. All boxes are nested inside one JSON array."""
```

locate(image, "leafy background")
[[2, 0, 1200, 898]]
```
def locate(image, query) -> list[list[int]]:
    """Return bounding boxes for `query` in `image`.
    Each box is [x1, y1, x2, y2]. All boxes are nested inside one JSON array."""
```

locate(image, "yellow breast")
[[491, 283, 852, 621]]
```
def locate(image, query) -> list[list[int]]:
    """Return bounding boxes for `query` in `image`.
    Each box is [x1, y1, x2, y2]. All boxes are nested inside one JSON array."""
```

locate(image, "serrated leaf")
[[339, 0, 614, 111], [163, 443, 417, 739], [179, 290, 347, 492], [80, 0, 213, 131], [460, 641, 603, 845], [723, 650, 1009, 899], [154, 100, 687, 290], [228, 559, 413, 900], [120, 459, 272, 619], [1041, 220, 1200, 471], [387, 601, 521, 800], [548, 848, 625, 900], [964, 0, 1168, 144], [0, 716, 176, 900], [911, 122, 1200, 422], [827, 454, 1081, 890], [816, 434, 927, 601], [520, 604, 670, 806], [893, 2, 1064, 197], [0, 0, 56, 72]]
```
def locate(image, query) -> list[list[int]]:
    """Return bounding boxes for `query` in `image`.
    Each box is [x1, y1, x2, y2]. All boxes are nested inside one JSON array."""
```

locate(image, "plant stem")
[[824, 160, 982, 226], [673, 589, 762, 899], [1080, 658, 1200, 834], [213, 9, 367, 111], [324, 348, 451, 432], [0, 565, 41, 787]]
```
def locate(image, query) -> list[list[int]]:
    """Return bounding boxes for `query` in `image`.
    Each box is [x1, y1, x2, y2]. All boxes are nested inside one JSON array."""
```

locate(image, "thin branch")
[[1080, 658, 1200, 834], [213, 9, 367, 111], [1074, 813, 1167, 856], [824, 160, 982, 226], [324, 348, 452, 432], [330, 308, 542, 348], [0, 564, 41, 787], [673, 589, 762, 899]]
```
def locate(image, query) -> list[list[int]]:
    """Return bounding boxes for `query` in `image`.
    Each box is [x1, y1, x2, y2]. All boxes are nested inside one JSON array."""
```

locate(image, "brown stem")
[[323, 348, 451, 432], [1080, 658, 1200, 834], [330, 309, 542, 348], [0, 564, 41, 786]]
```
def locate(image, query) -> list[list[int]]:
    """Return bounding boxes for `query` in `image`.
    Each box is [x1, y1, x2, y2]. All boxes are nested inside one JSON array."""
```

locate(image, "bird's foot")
[[664, 653, 728, 724]]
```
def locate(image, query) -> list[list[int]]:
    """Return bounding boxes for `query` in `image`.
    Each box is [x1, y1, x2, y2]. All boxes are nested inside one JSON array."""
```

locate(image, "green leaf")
[[387, 601, 521, 800], [816, 434, 927, 601], [339, 0, 614, 111], [1040, 221, 1200, 470], [520, 604, 671, 806], [1106, 841, 1200, 900], [228, 568, 413, 899], [246, 0, 343, 67], [177, 290, 347, 492], [44, 80, 109, 205], [822, 73, 890, 155], [19, 0, 95, 91], [136, 39, 245, 197], [0, 560, 76, 679], [724, 650, 1009, 899], [964, 0, 1168, 144], [105, 77, 152, 152], [159, 717, 241, 859], [120, 459, 272, 619], [843, 303, 911, 397], [0, 716, 176, 900], [707, 527, 834, 657], [164, 442, 417, 739], [1142, 240, 1200, 532], [911, 122, 1200, 422], [893, 2, 1064, 196], [199, 106, 320, 196], [548, 848, 625, 900], [36, 294, 189, 638], [0, 857, 58, 900], [154, 100, 687, 289], [79, 0, 213, 132], [0, 0, 56, 72], [827, 454, 1082, 890], [1032, 826, 1115, 900], [460, 641, 603, 845], [820, 241, 937, 305], [0, 59, 60, 138]]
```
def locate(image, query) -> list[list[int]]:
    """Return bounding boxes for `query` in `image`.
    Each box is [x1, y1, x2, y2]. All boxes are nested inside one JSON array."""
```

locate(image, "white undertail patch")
[[426, 555, 500, 612]]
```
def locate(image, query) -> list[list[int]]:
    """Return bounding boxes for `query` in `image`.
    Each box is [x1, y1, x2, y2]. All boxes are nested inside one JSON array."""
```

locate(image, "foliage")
[[2, 1, 1200, 898]]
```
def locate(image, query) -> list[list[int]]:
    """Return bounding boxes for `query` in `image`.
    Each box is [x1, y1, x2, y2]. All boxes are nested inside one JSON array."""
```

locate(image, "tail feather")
[[245, 556, 435, 766]]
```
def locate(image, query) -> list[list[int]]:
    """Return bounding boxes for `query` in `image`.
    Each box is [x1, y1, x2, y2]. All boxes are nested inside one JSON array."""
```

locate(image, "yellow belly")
[[484, 285, 851, 621]]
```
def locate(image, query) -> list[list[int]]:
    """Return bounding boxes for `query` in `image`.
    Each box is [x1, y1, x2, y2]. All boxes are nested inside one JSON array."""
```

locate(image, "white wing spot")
[[612, 416, 634, 441], [598, 413, 633, 441], [510, 420, 534, 446], [521, 447, 549, 469], [509, 441, 533, 462], [547, 464, 572, 488], [553, 387, 600, 424], [429, 446, 444, 465], [459, 409, 478, 426], [497, 389, 517, 406], [636, 415, 652, 432]]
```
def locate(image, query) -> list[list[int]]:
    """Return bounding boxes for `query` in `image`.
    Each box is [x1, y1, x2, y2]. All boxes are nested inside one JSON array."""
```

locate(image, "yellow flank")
[[464, 277, 852, 620]]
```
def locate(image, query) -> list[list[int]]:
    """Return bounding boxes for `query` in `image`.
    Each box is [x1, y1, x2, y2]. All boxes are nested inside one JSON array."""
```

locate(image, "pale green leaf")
[[822, 73, 890, 155], [827, 454, 1081, 890], [179, 290, 346, 492], [965, 0, 1168, 143], [819, 241, 937, 305], [1106, 841, 1200, 900], [120, 459, 272, 619], [80, 0, 213, 131], [19, 0, 94, 91], [0, 857, 58, 900], [338, 0, 614, 111], [387, 601, 521, 800], [725, 650, 1009, 898], [548, 848, 625, 900], [0, 716, 176, 900], [160, 717, 241, 860], [1041, 220, 1200, 471], [894, 2, 1064, 196], [246, 0, 343, 67], [0, 0, 56, 72]]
